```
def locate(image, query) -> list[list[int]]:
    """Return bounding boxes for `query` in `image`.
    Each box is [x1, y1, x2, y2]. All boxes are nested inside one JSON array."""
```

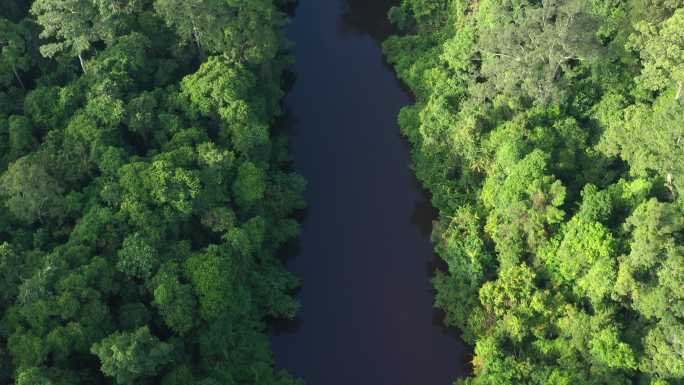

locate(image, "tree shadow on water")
[[270, 236, 305, 336], [338, 0, 401, 41], [270, 314, 304, 336], [410, 178, 439, 237], [427, 252, 475, 375]]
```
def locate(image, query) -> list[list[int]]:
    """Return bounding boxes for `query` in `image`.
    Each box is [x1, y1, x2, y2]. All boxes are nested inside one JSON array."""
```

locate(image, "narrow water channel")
[[271, 1, 470, 384]]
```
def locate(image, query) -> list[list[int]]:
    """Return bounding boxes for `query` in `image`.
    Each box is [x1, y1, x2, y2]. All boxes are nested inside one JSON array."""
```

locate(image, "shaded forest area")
[[0, 0, 306, 384], [385, 0, 684, 384]]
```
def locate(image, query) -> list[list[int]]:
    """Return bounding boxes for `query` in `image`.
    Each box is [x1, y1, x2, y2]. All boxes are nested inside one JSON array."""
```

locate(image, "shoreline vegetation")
[[0, 0, 305, 384], [384, 1, 684, 384]]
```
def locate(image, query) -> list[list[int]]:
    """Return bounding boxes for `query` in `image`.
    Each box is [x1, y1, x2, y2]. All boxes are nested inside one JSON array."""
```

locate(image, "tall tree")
[[475, 0, 602, 104], [629, 8, 684, 99], [30, 0, 99, 72], [30, 0, 135, 73], [0, 155, 64, 223], [91, 327, 172, 385], [154, 0, 285, 63], [0, 19, 32, 88]]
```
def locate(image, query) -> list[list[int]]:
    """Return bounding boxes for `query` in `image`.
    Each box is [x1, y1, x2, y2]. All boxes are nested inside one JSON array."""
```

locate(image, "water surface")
[[272, 1, 470, 384]]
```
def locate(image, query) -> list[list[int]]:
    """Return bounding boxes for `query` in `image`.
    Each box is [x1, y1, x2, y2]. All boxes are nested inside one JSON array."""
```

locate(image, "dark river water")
[[271, 1, 470, 384]]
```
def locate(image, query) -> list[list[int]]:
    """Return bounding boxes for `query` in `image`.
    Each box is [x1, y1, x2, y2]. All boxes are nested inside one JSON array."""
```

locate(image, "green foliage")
[[185, 245, 244, 321], [598, 89, 684, 196], [475, 0, 603, 104], [30, 0, 100, 71], [589, 327, 637, 369], [433, 206, 493, 338], [91, 326, 172, 384], [181, 57, 271, 155], [152, 263, 198, 335], [0, 0, 304, 384], [0, 156, 64, 223], [616, 199, 684, 320], [7, 115, 35, 160], [544, 217, 616, 304], [482, 149, 566, 266], [642, 319, 684, 378], [233, 161, 266, 209], [117, 233, 158, 279], [154, 0, 285, 62], [386, 0, 684, 383], [629, 9, 684, 99], [0, 18, 33, 89]]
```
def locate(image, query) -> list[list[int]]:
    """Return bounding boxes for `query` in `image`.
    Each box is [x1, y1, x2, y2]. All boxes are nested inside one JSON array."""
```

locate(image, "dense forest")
[[385, 0, 684, 384], [0, 0, 305, 384]]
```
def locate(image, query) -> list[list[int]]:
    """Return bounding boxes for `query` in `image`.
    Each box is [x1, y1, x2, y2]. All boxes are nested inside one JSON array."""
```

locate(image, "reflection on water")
[[411, 189, 438, 237], [339, 0, 400, 40]]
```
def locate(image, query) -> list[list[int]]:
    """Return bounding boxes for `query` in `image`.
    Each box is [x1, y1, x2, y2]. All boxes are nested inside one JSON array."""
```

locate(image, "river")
[[271, 1, 470, 384]]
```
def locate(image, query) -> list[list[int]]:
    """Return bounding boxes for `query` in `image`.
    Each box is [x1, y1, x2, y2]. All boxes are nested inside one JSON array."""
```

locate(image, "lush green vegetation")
[[385, 0, 684, 384], [0, 0, 305, 384]]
